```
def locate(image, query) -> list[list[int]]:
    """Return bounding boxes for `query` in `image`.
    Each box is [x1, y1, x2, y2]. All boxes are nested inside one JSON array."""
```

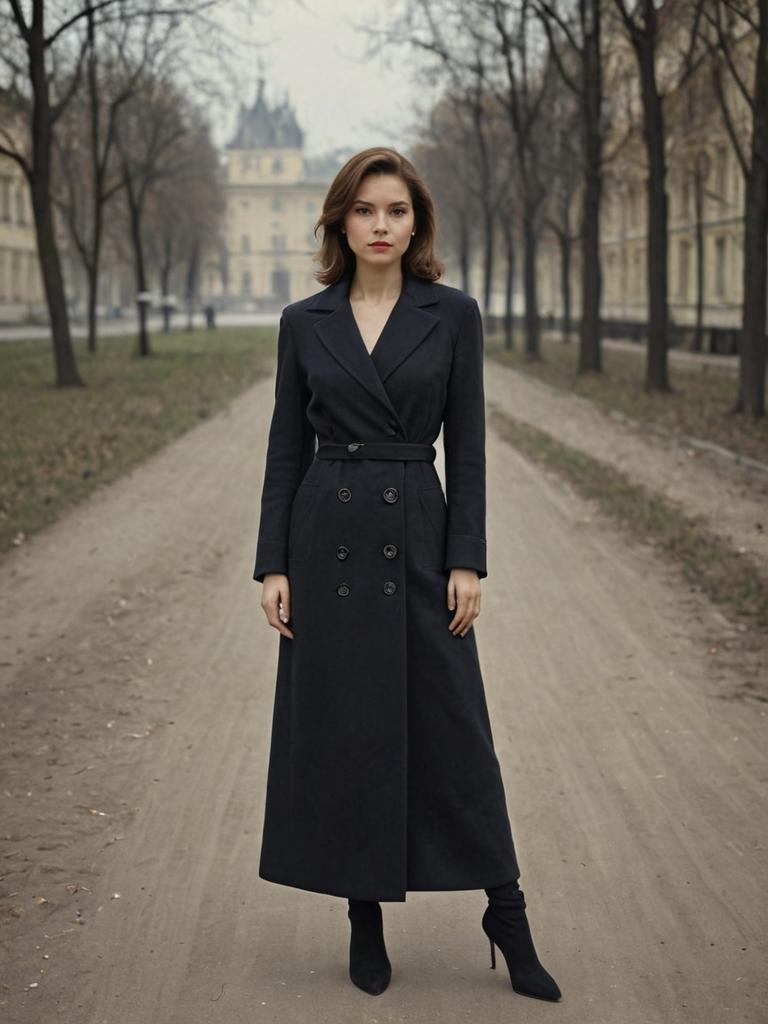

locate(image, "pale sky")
[[211, 0, 434, 158]]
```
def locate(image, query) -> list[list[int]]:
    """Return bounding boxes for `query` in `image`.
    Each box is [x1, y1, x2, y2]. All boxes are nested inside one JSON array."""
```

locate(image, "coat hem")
[[258, 867, 521, 903]]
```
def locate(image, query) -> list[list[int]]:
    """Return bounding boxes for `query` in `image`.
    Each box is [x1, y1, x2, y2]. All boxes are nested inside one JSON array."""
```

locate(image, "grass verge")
[[0, 325, 276, 555], [490, 406, 768, 639]]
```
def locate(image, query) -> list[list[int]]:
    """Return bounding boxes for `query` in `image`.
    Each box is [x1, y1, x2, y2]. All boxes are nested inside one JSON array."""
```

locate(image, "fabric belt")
[[315, 441, 436, 462]]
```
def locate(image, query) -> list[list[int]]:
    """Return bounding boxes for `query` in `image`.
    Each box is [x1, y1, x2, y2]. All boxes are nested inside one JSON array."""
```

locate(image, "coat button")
[[336, 545, 349, 560], [383, 544, 398, 559], [386, 427, 397, 436], [385, 420, 398, 436], [337, 582, 350, 596], [382, 486, 399, 503], [383, 580, 397, 596], [337, 486, 352, 502]]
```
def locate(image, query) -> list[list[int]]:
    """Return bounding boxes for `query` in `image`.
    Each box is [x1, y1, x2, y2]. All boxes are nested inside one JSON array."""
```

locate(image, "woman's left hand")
[[446, 568, 481, 637]]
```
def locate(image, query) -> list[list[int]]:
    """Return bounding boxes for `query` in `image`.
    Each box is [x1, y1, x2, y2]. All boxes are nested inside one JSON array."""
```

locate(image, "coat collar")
[[307, 267, 441, 433]]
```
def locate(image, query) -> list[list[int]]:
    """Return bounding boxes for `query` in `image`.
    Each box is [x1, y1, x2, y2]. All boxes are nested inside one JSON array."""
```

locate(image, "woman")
[[252, 147, 561, 1002]]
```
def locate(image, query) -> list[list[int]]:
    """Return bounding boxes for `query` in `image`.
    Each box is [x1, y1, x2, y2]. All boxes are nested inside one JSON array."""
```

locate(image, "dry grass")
[[486, 328, 768, 465], [0, 326, 276, 554]]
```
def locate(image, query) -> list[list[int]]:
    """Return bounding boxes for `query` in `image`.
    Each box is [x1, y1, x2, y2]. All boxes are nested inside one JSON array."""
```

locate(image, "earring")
[[411, 231, 415, 236]]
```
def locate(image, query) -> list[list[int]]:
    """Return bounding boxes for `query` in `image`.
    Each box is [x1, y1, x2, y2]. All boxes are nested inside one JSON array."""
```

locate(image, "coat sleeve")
[[442, 297, 488, 580], [252, 312, 316, 583]]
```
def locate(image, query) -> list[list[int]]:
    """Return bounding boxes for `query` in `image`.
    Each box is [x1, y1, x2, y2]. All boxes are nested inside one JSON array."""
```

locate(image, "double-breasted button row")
[[337, 486, 399, 504], [336, 581, 397, 597], [336, 543, 397, 561]]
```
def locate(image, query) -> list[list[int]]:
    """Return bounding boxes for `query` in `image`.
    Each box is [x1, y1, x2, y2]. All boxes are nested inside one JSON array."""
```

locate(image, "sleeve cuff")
[[444, 534, 487, 580], [253, 540, 288, 583]]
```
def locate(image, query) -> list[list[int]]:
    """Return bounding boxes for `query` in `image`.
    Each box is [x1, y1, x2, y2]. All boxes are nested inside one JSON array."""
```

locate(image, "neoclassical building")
[[208, 79, 330, 309], [0, 150, 43, 323], [534, 10, 755, 341]]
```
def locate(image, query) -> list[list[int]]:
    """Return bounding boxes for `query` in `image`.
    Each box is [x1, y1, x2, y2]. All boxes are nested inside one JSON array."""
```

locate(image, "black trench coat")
[[252, 266, 520, 902]]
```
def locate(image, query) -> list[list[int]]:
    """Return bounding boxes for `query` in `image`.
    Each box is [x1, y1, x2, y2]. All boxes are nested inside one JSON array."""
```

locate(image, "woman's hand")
[[447, 568, 481, 637], [261, 573, 294, 638]]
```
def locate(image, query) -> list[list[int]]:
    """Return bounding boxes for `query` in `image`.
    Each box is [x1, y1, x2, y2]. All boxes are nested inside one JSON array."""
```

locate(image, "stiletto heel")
[[482, 880, 562, 1001]]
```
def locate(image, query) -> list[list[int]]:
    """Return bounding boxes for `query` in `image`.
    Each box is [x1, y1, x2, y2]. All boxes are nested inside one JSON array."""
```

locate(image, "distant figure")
[[204, 304, 217, 329]]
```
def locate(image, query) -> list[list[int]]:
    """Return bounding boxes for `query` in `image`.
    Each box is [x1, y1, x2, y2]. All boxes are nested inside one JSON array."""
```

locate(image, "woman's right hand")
[[261, 574, 294, 638]]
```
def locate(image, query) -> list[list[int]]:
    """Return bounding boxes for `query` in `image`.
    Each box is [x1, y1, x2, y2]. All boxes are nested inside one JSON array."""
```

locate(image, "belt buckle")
[[346, 441, 365, 453]]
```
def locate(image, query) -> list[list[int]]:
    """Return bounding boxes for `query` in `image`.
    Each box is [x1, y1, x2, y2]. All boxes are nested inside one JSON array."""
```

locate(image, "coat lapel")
[[308, 268, 440, 427]]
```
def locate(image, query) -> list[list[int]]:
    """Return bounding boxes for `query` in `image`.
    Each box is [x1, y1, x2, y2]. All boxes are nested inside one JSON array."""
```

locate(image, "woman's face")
[[342, 173, 416, 271]]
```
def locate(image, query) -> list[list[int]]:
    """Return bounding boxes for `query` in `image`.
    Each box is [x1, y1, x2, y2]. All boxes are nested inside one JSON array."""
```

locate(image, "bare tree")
[[0, 0, 253, 384], [539, 101, 582, 345], [534, 0, 605, 370], [363, 0, 512, 313], [53, 6, 167, 354], [146, 114, 223, 331], [697, 0, 766, 419], [113, 69, 192, 355], [609, 0, 704, 392], [483, 0, 557, 359]]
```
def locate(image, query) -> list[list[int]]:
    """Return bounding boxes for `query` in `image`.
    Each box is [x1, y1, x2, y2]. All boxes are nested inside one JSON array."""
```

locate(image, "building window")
[[682, 180, 691, 221], [241, 270, 252, 296], [714, 236, 726, 298], [11, 250, 22, 300], [272, 196, 283, 212], [272, 157, 283, 174], [0, 178, 10, 221], [241, 235, 250, 254], [715, 145, 728, 203], [678, 239, 690, 301], [305, 200, 315, 212], [271, 235, 286, 251], [15, 187, 26, 224]]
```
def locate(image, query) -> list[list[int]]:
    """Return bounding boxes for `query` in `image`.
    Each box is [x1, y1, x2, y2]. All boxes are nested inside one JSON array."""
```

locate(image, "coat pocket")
[[418, 485, 448, 570], [288, 483, 320, 563]]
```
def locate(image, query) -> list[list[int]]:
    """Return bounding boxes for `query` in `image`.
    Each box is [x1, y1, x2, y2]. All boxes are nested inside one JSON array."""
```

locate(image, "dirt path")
[[485, 356, 768, 575], [1, 367, 765, 1023]]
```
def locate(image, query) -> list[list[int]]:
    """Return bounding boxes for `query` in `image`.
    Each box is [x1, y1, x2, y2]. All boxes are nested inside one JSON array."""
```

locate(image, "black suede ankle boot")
[[347, 899, 392, 995], [481, 878, 562, 1001]]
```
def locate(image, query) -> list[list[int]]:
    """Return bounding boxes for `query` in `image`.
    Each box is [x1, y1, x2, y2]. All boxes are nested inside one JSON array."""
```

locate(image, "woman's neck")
[[349, 262, 404, 303]]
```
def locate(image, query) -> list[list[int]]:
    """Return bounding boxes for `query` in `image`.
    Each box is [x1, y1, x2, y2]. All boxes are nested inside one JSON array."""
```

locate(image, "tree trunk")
[[636, 14, 670, 391], [458, 213, 471, 294], [503, 219, 515, 351], [693, 162, 705, 354], [28, 8, 83, 387], [579, 0, 603, 372], [483, 206, 495, 314], [738, 0, 767, 419], [185, 238, 200, 331], [126, 183, 151, 356], [560, 232, 573, 345], [87, 226, 102, 354], [523, 207, 541, 358]]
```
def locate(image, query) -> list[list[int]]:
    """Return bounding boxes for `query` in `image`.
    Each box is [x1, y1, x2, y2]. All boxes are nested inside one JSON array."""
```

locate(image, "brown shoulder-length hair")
[[312, 147, 444, 285]]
